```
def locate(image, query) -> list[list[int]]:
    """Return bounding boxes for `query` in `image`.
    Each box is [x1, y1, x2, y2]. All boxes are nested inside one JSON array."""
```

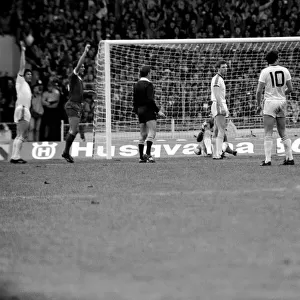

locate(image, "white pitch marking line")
[[42, 163, 67, 166], [132, 187, 288, 196], [0, 187, 291, 200], [0, 194, 99, 200], [176, 139, 187, 141]]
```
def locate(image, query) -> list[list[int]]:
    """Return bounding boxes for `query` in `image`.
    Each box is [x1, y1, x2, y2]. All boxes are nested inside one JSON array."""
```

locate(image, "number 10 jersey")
[[258, 65, 291, 101]]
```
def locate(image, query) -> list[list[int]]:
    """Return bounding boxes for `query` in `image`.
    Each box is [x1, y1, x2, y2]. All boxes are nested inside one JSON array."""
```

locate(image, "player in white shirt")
[[10, 41, 32, 164], [210, 60, 229, 159], [256, 50, 294, 166]]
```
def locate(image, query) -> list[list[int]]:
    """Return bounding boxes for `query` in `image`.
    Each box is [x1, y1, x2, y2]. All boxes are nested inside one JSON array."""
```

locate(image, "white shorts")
[[14, 105, 31, 123], [263, 100, 287, 118], [211, 102, 229, 118]]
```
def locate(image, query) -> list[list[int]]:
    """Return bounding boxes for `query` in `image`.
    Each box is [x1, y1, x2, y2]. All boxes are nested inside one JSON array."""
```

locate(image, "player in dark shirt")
[[62, 44, 90, 163], [133, 66, 165, 163]]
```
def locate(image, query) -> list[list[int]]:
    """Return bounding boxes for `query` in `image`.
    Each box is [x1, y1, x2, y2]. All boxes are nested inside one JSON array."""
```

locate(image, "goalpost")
[[93, 37, 300, 159]]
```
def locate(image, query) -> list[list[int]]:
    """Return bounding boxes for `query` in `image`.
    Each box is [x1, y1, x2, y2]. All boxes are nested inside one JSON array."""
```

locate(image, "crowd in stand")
[[0, 0, 300, 140]]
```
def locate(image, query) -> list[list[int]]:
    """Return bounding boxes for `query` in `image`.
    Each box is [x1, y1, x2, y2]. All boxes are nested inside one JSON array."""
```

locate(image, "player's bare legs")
[[29, 117, 42, 142], [145, 120, 156, 162], [11, 41, 31, 164], [10, 120, 29, 163], [138, 123, 148, 162], [203, 131, 212, 156], [261, 115, 275, 165], [214, 115, 226, 159], [62, 116, 80, 163], [256, 50, 293, 166], [222, 143, 237, 156], [276, 117, 294, 164], [211, 118, 217, 157]]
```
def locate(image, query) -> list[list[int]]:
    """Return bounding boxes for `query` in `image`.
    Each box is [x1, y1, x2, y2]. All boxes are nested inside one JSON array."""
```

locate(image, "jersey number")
[[269, 71, 284, 87]]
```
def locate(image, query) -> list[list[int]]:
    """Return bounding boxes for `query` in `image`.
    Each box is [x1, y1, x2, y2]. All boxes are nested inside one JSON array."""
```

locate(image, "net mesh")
[[94, 39, 300, 150]]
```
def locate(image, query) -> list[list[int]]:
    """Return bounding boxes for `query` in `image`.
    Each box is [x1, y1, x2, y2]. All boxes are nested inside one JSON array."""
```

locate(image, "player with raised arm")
[[210, 60, 229, 159], [256, 50, 294, 166], [10, 41, 32, 164], [133, 66, 165, 163], [62, 44, 90, 163]]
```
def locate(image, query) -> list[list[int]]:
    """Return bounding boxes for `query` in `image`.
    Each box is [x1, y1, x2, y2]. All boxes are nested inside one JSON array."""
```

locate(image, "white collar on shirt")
[[139, 77, 150, 82], [73, 70, 82, 81]]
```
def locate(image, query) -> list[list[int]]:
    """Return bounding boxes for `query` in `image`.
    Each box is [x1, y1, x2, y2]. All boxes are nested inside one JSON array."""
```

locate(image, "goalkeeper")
[[194, 118, 237, 158], [194, 118, 214, 156]]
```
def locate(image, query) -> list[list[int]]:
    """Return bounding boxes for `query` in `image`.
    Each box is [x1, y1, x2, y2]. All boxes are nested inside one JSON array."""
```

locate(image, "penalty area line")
[[0, 186, 292, 200], [0, 194, 99, 200], [132, 187, 288, 197]]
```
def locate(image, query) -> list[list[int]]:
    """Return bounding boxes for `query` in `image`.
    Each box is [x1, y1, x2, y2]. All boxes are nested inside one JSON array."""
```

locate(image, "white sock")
[[11, 138, 19, 159], [216, 136, 223, 157], [211, 138, 216, 157], [204, 138, 212, 154], [222, 142, 228, 153], [282, 137, 293, 160], [264, 137, 273, 163], [199, 143, 205, 155], [11, 137, 23, 160]]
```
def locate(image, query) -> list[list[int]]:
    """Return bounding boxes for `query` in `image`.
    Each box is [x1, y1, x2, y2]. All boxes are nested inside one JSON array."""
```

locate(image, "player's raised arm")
[[18, 41, 26, 75], [10, 41, 32, 164], [74, 44, 90, 74]]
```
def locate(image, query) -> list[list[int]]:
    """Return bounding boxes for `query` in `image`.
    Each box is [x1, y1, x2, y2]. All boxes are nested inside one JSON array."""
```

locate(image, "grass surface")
[[1, 156, 300, 300]]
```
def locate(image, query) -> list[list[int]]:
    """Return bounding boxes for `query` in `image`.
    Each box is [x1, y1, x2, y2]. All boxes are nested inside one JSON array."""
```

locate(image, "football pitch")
[[1, 156, 300, 300]]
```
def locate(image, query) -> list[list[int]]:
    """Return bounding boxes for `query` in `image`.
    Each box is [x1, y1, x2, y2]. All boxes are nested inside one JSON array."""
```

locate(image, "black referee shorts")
[[137, 106, 157, 124]]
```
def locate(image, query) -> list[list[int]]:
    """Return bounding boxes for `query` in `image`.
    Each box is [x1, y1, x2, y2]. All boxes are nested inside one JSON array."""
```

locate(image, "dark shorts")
[[65, 101, 82, 118], [137, 106, 157, 124]]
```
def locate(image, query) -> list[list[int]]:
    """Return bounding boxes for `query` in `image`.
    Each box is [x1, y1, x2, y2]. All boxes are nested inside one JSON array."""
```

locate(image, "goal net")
[[94, 37, 300, 159]]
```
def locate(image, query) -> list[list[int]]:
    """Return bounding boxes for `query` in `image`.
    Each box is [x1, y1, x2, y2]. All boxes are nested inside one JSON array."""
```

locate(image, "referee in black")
[[133, 66, 165, 163]]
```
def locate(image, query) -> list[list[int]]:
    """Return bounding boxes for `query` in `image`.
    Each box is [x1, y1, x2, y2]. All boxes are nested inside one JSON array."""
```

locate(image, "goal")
[[93, 37, 300, 159]]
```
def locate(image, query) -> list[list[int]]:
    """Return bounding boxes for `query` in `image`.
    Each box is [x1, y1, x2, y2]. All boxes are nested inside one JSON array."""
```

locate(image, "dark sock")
[[138, 144, 144, 159], [146, 141, 153, 155], [64, 133, 76, 154], [225, 145, 234, 154]]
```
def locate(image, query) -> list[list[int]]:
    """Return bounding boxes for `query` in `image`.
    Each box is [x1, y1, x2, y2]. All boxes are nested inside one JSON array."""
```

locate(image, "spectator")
[[41, 81, 60, 141], [28, 81, 44, 141], [290, 100, 300, 124], [1, 78, 17, 123]]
